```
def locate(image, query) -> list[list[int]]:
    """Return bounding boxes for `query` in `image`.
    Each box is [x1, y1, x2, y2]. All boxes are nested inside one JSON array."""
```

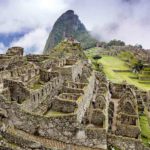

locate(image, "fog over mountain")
[[0, 0, 150, 54]]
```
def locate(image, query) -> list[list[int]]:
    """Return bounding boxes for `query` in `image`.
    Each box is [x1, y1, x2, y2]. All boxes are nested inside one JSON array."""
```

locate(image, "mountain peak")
[[64, 10, 74, 15], [43, 10, 97, 54]]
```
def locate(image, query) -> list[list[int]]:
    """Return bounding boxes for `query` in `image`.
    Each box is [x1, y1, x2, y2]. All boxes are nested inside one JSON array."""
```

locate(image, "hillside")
[[43, 10, 97, 54], [85, 47, 150, 91]]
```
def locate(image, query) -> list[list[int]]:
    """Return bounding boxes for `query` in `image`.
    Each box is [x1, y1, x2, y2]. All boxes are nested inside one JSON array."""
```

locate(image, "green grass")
[[139, 114, 150, 147], [98, 56, 150, 91], [45, 110, 73, 117], [85, 47, 104, 57], [30, 82, 43, 90], [46, 110, 64, 116]]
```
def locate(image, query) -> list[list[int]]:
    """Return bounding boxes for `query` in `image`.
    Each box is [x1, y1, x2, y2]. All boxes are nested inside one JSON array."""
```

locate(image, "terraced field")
[[139, 114, 150, 147], [98, 56, 150, 91], [85, 48, 150, 91]]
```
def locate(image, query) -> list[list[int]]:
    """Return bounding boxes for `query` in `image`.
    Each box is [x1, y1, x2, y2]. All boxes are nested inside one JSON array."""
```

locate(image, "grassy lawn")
[[98, 56, 150, 91], [139, 114, 150, 147]]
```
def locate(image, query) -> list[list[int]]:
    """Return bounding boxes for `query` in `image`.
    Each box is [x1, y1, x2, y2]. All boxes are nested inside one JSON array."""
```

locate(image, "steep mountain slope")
[[43, 10, 97, 54]]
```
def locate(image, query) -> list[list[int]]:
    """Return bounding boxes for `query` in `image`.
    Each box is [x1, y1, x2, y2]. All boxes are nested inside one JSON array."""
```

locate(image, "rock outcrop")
[[44, 10, 97, 54]]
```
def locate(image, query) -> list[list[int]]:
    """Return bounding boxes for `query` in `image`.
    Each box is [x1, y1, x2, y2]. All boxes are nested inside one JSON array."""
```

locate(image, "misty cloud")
[[0, 0, 150, 54]]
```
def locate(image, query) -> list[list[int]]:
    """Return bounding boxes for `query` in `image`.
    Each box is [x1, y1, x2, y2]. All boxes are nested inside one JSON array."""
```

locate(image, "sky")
[[0, 0, 150, 54]]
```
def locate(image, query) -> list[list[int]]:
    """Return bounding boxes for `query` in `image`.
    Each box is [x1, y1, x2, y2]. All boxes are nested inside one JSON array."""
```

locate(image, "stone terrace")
[[0, 45, 150, 150]]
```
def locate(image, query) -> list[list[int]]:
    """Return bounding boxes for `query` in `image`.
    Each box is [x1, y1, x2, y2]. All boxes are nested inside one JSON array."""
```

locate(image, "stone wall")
[[52, 97, 77, 113], [22, 76, 63, 111], [3, 79, 30, 104], [115, 124, 140, 138], [76, 71, 95, 123], [110, 83, 126, 99], [0, 72, 107, 149], [6, 47, 24, 56], [108, 134, 150, 150], [54, 60, 84, 82], [0, 71, 11, 84], [0, 94, 107, 149], [40, 70, 59, 82]]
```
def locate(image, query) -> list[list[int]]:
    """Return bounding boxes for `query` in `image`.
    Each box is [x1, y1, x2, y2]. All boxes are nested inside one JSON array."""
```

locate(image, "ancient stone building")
[[0, 42, 150, 150]]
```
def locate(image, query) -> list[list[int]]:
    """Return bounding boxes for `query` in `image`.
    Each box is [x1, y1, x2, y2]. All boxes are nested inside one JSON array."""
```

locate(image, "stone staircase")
[[6, 127, 103, 150]]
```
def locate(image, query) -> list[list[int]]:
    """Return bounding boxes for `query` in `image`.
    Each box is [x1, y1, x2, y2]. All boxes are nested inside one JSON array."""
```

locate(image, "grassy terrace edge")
[[85, 48, 150, 91]]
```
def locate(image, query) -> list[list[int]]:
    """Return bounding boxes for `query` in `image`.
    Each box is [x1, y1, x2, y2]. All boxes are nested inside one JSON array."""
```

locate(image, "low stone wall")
[[115, 124, 140, 138], [63, 86, 84, 94], [66, 59, 77, 65], [26, 54, 50, 63], [108, 134, 150, 150], [52, 97, 77, 113], [139, 76, 150, 81], [113, 69, 131, 72], [73, 128, 107, 149]]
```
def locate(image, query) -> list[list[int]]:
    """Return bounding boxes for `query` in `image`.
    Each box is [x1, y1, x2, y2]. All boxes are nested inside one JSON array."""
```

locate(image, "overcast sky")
[[0, 0, 150, 54]]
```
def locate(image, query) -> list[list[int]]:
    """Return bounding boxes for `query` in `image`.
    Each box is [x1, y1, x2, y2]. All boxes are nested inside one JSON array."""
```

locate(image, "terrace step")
[[139, 81, 150, 84], [6, 127, 104, 150]]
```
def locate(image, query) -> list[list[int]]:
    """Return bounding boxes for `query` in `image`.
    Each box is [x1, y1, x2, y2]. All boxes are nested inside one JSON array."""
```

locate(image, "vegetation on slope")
[[119, 51, 144, 71], [85, 47, 150, 90], [107, 39, 125, 46], [98, 56, 150, 90], [139, 113, 150, 147]]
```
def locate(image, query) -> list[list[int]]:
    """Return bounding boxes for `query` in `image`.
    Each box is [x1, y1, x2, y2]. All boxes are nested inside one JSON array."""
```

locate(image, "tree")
[[108, 39, 125, 46], [135, 44, 143, 49], [93, 55, 102, 60]]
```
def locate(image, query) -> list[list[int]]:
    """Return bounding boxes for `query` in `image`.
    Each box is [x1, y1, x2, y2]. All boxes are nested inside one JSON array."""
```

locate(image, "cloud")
[[1, 0, 150, 52], [0, 0, 71, 34], [0, 43, 7, 54], [11, 28, 49, 54], [71, 0, 150, 49]]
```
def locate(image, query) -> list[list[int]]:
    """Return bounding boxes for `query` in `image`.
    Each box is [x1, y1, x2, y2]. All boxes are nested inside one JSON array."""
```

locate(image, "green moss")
[[30, 82, 43, 90], [0, 136, 3, 140], [45, 110, 74, 117], [47, 111, 64, 116], [139, 114, 150, 147]]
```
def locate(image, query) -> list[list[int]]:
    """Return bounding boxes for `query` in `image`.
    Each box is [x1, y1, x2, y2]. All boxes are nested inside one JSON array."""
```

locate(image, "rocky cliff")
[[43, 10, 97, 54]]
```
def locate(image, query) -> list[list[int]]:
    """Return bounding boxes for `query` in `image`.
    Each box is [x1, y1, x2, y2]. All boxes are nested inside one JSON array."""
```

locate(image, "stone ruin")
[[0, 44, 150, 150]]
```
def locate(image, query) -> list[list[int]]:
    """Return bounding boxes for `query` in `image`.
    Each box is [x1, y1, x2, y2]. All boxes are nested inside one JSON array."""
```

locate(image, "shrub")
[[93, 55, 102, 60]]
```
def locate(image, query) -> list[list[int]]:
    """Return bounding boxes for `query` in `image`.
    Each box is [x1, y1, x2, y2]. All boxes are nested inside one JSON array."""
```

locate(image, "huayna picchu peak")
[[44, 10, 97, 54]]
